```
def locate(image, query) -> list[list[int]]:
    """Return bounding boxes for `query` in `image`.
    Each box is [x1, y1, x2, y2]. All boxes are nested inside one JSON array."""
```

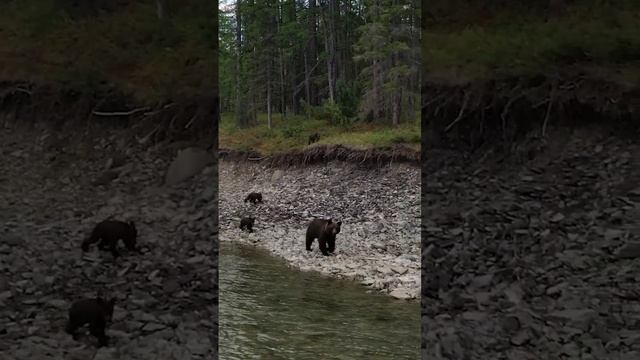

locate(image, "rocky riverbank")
[[219, 160, 421, 300], [421, 127, 640, 359], [0, 124, 217, 359]]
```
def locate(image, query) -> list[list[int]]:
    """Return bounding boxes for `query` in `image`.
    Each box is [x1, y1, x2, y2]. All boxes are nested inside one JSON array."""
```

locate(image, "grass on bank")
[[0, 0, 216, 103], [423, 0, 640, 84], [219, 113, 421, 155]]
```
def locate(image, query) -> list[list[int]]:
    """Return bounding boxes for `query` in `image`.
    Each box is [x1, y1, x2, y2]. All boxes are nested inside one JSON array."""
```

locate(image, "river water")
[[219, 242, 420, 360]]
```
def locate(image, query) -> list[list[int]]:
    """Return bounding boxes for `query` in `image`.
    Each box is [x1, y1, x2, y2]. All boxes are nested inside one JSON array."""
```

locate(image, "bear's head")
[[324, 219, 342, 236]]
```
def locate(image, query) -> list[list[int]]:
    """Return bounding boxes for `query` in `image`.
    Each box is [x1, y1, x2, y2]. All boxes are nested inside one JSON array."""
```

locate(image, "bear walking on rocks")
[[305, 218, 342, 256], [240, 217, 255, 233], [244, 192, 263, 204], [81, 220, 141, 258], [65, 295, 116, 347]]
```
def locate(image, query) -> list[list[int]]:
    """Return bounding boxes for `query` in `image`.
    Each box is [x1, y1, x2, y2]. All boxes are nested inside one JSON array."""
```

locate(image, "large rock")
[[164, 147, 213, 186]]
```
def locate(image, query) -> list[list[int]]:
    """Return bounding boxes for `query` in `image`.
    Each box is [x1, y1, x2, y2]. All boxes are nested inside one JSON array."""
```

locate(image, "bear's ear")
[[327, 218, 333, 224], [337, 221, 342, 226]]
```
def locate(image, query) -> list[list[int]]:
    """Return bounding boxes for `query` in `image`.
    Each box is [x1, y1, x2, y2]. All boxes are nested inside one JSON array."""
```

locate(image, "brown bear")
[[239, 217, 255, 233], [81, 220, 141, 258], [244, 192, 263, 204], [65, 296, 116, 347], [308, 133, 320, 145], [305, 218, 342, 256]]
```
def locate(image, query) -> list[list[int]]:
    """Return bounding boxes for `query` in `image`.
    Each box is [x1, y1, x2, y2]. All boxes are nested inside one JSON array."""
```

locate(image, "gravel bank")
[[0, 125, 217, 359], [219, 160, 421, 300], [421, 128, 640, 359]]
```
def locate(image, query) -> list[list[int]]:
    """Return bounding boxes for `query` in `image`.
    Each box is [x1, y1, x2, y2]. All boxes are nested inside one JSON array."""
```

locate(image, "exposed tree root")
[[0, 81, 217, 147], [423, 71, 639, 157]]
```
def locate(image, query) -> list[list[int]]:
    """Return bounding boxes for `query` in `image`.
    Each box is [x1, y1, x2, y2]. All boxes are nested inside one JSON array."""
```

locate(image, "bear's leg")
[[318, 238, 329, 256], [124, 238, 140, 253], [89, 319, 109, 347], [305, 234, 314, 251], [109, 238, 120, 258], [328, 238, 335, 253], [65, 320, 80, 340]]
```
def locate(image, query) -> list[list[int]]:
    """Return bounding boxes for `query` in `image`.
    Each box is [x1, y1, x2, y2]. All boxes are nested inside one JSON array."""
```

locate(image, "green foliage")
[[0, 0, 216, 103], [336, 79, 360, 119], [219, 112, 420, 155], [320, 100, 355, 127], [423, 0, 640, 82], [279, 123, 304, 138], [354, 0, 420, 124], [220, 0, 420, 126]]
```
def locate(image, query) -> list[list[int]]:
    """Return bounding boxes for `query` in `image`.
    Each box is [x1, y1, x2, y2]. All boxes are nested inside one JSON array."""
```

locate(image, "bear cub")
[[65, 296, 116, 347], [81, 220, 140, 258], [308, 133, 320, 145], [305, 218, 342, 256], [240, 217, 255, 233], [244, 192, 263, 204]]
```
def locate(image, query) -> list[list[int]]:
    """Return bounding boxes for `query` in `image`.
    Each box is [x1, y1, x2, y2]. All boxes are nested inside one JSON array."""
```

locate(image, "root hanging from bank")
[[423, 71, 639, 158], [0, 81, 217, 147]]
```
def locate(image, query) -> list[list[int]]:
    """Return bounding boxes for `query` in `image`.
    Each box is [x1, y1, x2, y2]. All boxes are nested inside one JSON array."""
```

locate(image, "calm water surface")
[[219, 242, 420, 360]]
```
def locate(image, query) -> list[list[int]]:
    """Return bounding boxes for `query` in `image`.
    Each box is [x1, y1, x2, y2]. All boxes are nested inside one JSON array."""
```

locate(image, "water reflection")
[[220, 242, 420, 360]]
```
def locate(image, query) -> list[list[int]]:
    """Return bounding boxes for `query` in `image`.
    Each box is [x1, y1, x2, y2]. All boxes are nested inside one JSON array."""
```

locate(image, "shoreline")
[[219, 159, 421, 300]]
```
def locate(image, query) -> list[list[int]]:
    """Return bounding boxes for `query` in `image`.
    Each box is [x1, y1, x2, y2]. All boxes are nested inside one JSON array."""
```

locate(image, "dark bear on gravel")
[[305, 218, 342, 256], [240, 217, 255, 233], [244, 192, 263, 204], [65, 296, 116, 347], [81, 220, 140, 258], [308, 133, 320, 145]]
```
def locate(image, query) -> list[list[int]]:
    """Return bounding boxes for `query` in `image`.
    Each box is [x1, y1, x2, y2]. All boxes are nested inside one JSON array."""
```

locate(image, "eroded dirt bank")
[[421, 126, 640, 359], [0, 122, 217, 359], [219, 160, 421, 300]]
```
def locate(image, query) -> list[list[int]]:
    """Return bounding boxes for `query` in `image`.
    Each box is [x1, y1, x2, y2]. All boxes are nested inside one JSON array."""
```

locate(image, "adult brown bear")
[[81, 220, 141, 258], [305, 218, 342, 256]]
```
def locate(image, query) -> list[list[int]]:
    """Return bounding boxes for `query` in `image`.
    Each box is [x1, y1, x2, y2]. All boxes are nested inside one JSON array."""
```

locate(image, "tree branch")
[[541, 80, 557, 138], [444, 92, 469, 133], [92, 107, 150, 116]]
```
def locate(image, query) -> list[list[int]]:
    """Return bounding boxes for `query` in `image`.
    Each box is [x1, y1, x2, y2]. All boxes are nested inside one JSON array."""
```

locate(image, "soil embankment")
[[0, 95, 218, 358], [219, 158, 421, 300]]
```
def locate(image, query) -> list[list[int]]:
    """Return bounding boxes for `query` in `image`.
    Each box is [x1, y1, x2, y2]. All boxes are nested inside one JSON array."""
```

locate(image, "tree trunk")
[[322, 0, 337, 105], [156, 0, 166, 20], [267, 56, 273, 129], [304, 53, 311, 120], [308, 0, 318, 106], [373, 59, 382, 121], [392, 89, 401, 126], [234, 0, 248, 128], [279, 50, 286, 119]]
